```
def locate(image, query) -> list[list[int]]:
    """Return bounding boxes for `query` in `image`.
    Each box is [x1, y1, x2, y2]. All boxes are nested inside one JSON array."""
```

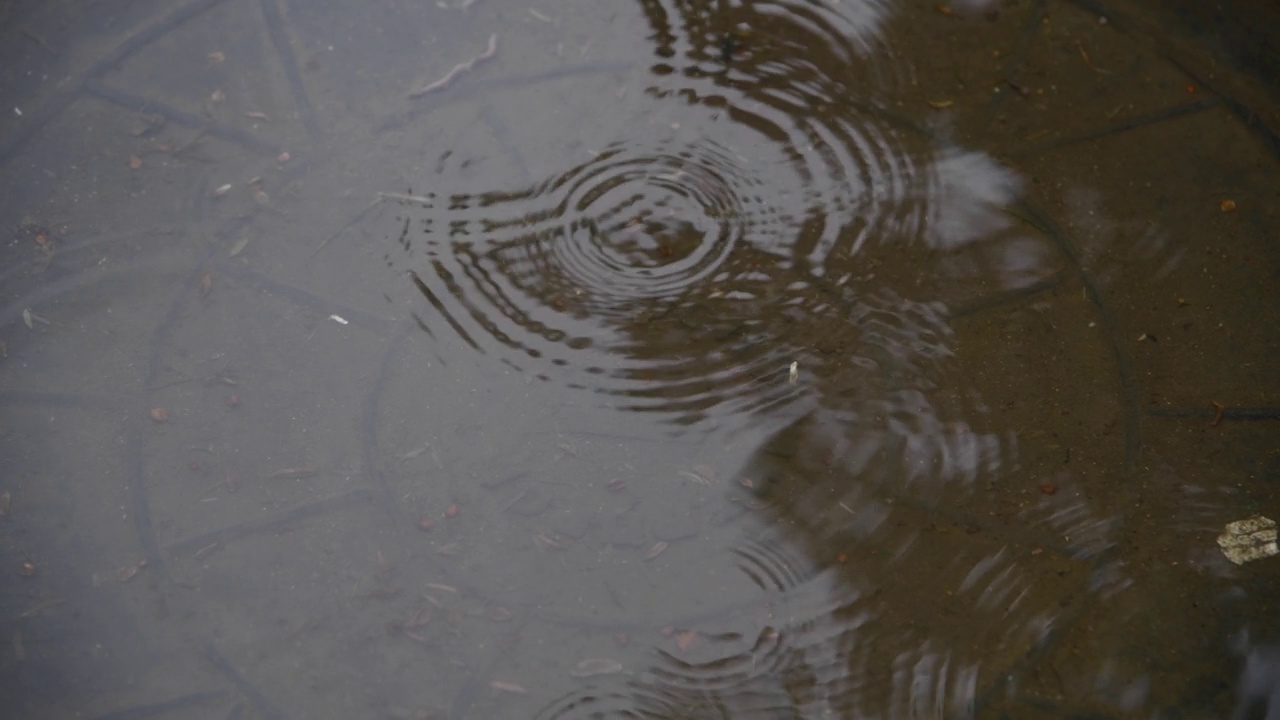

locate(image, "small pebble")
[[445, 503, 460, 518], [188, 461, 201, 472], [277, 151, 291, 164], [225, 393, 240, 407], [149, 407, 169, 423], [1039, 482, 1057, 495], [418, 516, 434, 531]]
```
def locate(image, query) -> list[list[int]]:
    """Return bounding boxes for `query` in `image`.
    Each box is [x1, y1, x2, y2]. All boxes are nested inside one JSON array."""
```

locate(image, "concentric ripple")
[[395, 0, 1022, 430], [393, 2, 1005, 428]]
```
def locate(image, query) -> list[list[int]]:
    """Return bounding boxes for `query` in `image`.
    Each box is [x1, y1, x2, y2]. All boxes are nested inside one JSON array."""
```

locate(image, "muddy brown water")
[[0, 0, 1278, 718]]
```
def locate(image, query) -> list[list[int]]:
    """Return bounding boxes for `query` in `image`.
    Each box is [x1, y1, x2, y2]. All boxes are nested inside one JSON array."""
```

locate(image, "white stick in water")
[[409, 34, 499, 98]]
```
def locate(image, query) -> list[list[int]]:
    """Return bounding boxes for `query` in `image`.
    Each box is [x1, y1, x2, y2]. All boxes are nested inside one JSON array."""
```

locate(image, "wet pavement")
[[0, 0, 1278, 718]]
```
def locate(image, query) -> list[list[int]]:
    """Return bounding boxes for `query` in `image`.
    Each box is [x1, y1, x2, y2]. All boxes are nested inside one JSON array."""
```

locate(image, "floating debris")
[[490, 680, 527, 694], [228, 236, 251, 257], [267, 466, 317, 479], [1219, 516, 1277, 565], [117, 561, 147, 583], [645, 541, 668, 560], [569, 658, 623, 678], [22, 308, 49, 329]]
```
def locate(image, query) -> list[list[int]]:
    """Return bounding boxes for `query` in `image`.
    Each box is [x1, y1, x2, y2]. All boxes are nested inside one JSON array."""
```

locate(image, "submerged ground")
[[0, 0, 1278, 718]]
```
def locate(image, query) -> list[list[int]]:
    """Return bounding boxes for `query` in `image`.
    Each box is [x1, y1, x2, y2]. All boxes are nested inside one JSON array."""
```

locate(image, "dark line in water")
[[87, 690, 226, 720], [0, 0, 233, 169], [202, 642, 289, 720], [1013, 201, 1142, 469], [362, 326, 407, 520], [1012, 99, 1220, 156], [983, 0, 1047, 134], [82, 80, 280, 153], [1148, 406, 1280, 421], [1218, 91, 1280, 159], [946, 268, 1069, 319], [258, 0, 321, 138], [1060, 0, 1280, 159], [145, 216, 253, 381], [125, 418, 164, 575], [165, 488, 373, 557], [130, 221, 250, 577], [91, 0, 235, 77], [0, 390, 120, 410], [1167, 57, 1280, 159]]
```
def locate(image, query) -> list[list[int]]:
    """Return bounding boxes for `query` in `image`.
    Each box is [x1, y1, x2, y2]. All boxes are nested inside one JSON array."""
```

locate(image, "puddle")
[[0, 0, 1277, 718]]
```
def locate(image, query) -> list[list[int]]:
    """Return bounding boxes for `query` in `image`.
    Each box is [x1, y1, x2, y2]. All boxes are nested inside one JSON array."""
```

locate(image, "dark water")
[[0, 0, 1277, 718]]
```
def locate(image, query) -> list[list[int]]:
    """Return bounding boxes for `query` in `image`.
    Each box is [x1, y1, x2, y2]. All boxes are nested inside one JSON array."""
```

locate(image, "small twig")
[[21, 28, 57, 56], [267, 466, 318, 479], [408, 34, 499, 97], [376, 191, 434, 206], [1076, 41, 1111, 75], [312, 196, 383, 256]]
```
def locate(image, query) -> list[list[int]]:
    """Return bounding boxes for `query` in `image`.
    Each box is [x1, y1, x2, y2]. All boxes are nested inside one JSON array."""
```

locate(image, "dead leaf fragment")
[[0, 490, 10, 517], [244, 111, 270, 122], [117, 564, 140, 583], [148, 407, 169, 423], [645, 541, 668, 560], [208, 51, 226, 63], [489, 680, 527, 694], [128, 154, 143, 170], [212, 183, 232, 198], [199, 273, 214, 298], [675, 629, 698, 652], [228, 236, 251, 257]]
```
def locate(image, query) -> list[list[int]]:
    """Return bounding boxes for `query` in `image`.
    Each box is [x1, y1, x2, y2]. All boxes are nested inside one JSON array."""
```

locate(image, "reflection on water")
[[397, 0, 1027, 431], [0, 0, 1276, 717], [390, 0, 1069, 717]]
